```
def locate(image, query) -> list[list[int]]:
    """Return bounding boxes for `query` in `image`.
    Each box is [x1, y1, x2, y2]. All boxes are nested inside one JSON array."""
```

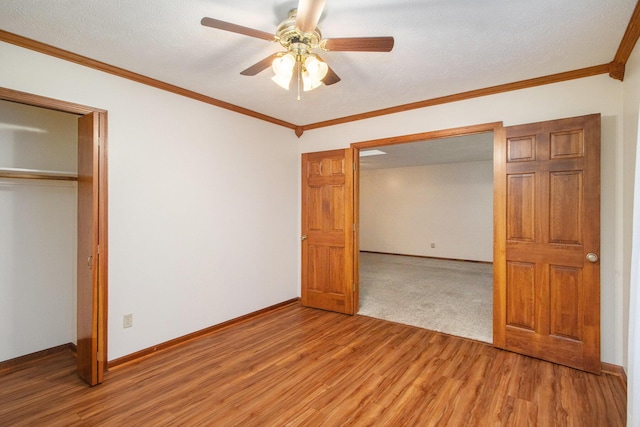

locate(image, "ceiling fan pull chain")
[[297, 61, 302, 101]]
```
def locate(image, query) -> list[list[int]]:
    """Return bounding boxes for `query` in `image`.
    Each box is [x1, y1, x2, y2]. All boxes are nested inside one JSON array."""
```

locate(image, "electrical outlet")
[[431, 243, 436, 248], [123, 313, 133, 329]]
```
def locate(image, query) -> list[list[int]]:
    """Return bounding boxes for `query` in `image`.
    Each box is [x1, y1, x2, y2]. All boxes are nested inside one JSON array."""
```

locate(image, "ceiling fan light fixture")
[[202, 2, 395, 96], [271, 53, 296, 90], [302, 70, 320, 91], [304, 55, 328, 80], [271, 73, 293, 90], [300, 54, 327, 92]]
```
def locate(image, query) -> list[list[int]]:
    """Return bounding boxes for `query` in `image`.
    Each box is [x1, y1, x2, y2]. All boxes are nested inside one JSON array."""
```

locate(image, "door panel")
[[77, 112, 103, 385], [549, 265, 582, 340], [301, 149, 356, 315], [506, 174, 535, 241], [494, 114, 601, 373], [549, 171, 583, 243], [506, 261, 535, 330]]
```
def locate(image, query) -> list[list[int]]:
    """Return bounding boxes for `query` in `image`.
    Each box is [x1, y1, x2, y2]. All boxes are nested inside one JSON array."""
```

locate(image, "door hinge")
[[353, 223, 356, 232], [353, 162, 357, 171]]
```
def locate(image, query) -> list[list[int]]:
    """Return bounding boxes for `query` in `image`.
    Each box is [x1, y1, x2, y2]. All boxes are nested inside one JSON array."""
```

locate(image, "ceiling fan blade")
[[201, 17, 275, 41], [240, 53, 281, 76], [315, 55, 340, 85], [322, 66, 341, 86], [295, 0, 326, 33], [323, 37, 395, 52]]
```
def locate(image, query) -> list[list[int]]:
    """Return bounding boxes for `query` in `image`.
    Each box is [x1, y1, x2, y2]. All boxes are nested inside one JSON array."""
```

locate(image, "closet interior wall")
[[0, 99, 79, 362]]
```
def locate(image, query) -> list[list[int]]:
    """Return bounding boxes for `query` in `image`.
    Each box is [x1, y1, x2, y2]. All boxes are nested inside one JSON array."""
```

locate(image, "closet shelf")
[[0, 167, 78, 181]]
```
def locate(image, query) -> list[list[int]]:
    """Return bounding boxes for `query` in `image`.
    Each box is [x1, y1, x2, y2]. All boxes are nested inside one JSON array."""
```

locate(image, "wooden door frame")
[[0, 86, 108, 377], [350, 121, 503, 314]]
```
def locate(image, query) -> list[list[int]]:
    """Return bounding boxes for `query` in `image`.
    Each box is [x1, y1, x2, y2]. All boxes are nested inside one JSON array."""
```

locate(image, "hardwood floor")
[[0, 302, 626, 426]]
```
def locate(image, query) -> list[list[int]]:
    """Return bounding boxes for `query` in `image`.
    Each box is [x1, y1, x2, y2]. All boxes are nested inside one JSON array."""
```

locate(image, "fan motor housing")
[[276, 9, 322, 51]]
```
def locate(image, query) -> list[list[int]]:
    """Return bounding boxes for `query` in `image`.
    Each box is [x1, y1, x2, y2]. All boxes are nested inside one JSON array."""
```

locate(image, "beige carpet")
[[358, 252, 493, 343]]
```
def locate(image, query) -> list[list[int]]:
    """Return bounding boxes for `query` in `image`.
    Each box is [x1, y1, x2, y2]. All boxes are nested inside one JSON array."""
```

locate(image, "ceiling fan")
[[201, 0, 394, 97]]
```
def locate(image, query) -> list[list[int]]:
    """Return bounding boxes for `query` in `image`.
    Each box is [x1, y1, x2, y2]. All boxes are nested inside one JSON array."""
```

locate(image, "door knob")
[[301, 235, 307, 241], [586, 253, 599, 263]]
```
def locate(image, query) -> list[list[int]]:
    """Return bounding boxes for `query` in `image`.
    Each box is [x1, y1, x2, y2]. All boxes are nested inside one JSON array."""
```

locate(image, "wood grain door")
[[77, 112, 105, 385], [301, 149, 357, 314], [494, 114, 601, 373]]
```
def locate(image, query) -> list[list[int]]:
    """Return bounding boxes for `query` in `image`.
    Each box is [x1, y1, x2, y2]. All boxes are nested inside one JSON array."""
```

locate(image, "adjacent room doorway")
[[357, 131, 495, 343]]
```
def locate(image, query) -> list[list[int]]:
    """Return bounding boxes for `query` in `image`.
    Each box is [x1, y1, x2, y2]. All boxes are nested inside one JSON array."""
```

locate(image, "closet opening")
[[0, 87, 108, 386]]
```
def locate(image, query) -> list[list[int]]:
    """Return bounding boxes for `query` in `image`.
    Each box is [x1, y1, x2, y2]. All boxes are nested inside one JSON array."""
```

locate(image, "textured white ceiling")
[[0, 0, 635, 126]]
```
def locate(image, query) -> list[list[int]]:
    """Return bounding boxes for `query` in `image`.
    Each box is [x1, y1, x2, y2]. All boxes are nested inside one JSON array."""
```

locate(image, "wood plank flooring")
[[0, 302, 626, 426]]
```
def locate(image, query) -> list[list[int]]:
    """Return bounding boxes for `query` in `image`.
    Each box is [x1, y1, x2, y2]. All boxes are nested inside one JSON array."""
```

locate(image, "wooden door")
[[301, 149, 357, 314], [353, 150, 360, 311], [77, 112, 105, 385], [494, 114, 601, 373]]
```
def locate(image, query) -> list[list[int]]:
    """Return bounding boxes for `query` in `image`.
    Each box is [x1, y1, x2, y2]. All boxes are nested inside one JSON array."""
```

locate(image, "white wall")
[[0, 41, 299, 361], [623, 39, 640, 374], [0, 101, 78, 361], [360, 161, 493, 262], [622, 34, 640, 424], [298, 74, 625, 366]]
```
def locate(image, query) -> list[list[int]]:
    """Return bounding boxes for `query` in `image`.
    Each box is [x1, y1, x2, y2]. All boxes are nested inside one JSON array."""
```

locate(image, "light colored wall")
[[0, 101, 78, 361], [298, 74, 625, 366], [623, 41, 640, 372], [0, 41, 299, 361], [360, 161, 493, 262], [623, 40, 640, 422]]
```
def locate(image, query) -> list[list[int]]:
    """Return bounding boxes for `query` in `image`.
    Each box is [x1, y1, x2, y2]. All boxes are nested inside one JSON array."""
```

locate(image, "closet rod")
[[0, 168, 78, 181]]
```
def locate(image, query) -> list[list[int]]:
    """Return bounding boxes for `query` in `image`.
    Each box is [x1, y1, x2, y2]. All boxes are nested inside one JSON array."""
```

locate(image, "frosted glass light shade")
[[271, 53, 295, 90], [302, 70, 322, 91], [304, 55, 328, 81], [302, 55, 328, 91], [270, 53, 328, 92], [272, 73, 293, 90]]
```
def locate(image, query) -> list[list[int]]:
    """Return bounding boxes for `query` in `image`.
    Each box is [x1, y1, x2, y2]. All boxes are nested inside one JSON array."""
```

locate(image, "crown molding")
[[298, 64, 611, 134], [610, 0, 640, 81], [0, 30, 297, 131]]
